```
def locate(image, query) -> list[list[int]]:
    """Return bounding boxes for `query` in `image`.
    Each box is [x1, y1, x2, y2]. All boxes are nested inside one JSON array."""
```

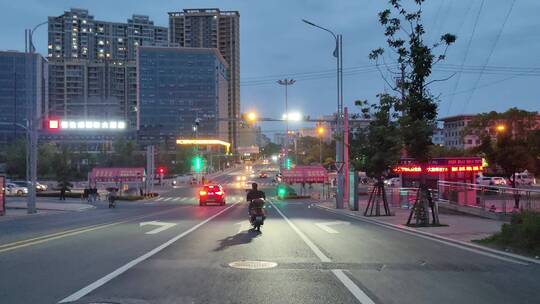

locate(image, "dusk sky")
[[2, 0, 539, 136]]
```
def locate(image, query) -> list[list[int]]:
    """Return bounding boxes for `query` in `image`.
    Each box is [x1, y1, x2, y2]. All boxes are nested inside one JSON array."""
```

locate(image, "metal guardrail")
[[437, 181, 540, 214]]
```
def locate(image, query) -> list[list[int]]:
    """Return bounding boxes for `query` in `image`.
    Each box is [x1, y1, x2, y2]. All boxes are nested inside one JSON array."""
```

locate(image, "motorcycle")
[[249, 198, 266, 232]]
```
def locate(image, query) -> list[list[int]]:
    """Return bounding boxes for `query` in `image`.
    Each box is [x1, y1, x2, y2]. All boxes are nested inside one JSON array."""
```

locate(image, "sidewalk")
[[6, 201, 95, 212], [317, 200, 503, 242]]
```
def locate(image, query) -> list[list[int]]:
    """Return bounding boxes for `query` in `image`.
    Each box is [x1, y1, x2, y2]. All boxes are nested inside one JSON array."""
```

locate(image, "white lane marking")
[[235, 221, 252, 233], [180, 197, 188, 202], [315, 205, 530, 266], [59, 203, 238, 303], [315, 221, 350, 234], [155, 197, 163, 201], [164, 197, 173, 202], [139, 221, 177, 234], [270, 201, 376, 304], [270, 201, 375, 304], [173, 198, 181, 201], [332, 270, 376, 304], [270, 201, 330, 262]]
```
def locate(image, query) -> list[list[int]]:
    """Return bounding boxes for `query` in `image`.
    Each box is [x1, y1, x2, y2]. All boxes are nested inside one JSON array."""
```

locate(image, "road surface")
[[1, 165, 539, 304]]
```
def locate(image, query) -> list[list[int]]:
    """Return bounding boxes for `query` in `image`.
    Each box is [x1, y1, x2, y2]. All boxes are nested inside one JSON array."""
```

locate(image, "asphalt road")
[[1, 165, 539, 304]]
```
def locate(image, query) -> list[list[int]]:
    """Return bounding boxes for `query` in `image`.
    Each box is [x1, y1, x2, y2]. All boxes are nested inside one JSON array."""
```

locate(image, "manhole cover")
[[229, 260, 278, 269]]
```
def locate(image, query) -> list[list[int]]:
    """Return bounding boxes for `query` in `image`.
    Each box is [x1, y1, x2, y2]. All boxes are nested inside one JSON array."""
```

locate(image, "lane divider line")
[[58, 203, 238, 303], [0, 206, 185, 254], [270, 201, 376, 304], [314, 204, 532, 266]]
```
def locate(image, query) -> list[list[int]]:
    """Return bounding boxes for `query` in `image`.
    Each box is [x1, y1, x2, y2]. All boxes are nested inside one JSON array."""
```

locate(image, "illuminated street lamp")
[[496, 124, 506, 132], [317, 126, 325, 164], [246, 112, 257, 122]]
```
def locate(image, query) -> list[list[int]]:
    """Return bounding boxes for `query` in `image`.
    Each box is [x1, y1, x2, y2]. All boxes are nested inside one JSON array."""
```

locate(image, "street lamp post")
[[317, 126, 324, 164], [277, 78, 295, 165], [25, 20, 49, 214], [302, 19, 345, 209]]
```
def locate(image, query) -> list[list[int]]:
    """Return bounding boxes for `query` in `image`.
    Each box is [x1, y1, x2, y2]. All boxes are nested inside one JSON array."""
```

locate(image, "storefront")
[[393, 157, 483, 188]]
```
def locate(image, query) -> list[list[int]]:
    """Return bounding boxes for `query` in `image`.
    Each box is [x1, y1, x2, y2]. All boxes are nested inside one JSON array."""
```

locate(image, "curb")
[[314, 204, 540, 265], [6, 204, 95, 212]]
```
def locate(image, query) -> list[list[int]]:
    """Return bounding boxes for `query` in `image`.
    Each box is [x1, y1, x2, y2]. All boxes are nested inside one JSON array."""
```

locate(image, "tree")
[[466, 108, 539, 208], [352, 94, 402, 216], [3, 138, 26, 178], [295, 136, 335, 166], [260, 142, 281, 158], [112, 138, 143, 167], [52, 145, 75, 185], [370, 0, 456, 226]]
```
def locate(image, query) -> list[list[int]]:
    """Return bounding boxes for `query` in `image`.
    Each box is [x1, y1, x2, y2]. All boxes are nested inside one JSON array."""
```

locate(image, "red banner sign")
[[281, 165, 328, 183], [90, 167, 145, 183]]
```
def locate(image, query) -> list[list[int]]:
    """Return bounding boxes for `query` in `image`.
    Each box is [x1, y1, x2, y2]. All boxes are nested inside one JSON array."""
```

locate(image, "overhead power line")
[[461, 0, 518, 113]]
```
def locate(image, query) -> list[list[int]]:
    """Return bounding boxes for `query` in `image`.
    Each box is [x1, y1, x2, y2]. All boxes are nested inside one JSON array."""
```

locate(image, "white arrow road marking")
[[315, 221, 350, 234], [139, 221, 177, 234], [235, 221, 252, 233]]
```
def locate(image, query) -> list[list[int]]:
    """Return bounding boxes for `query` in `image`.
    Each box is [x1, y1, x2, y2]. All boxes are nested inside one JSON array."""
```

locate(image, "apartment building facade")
[[168, 8, 240, 151], [137, 47, 228, 148], [47, 8, 169, 129], [0, 51, 47, 144]]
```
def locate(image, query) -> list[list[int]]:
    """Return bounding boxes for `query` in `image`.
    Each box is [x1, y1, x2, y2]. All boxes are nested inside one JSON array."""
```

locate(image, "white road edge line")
[[315, 205, 530, 266], [270, 201, 376, 304], [58, 203, 238, 303]]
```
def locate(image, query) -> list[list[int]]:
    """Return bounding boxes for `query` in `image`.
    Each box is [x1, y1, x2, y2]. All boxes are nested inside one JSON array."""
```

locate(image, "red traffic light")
[[47, 119, 59, 130], [157, 167, 166, 174]]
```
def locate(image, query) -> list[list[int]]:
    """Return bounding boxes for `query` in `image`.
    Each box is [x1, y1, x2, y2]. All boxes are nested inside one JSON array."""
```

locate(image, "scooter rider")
[[246, 183, 266, 222]]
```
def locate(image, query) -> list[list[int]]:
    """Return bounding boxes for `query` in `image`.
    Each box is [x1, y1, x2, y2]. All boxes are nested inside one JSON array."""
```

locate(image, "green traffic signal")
[[283, 158, 292, 170], [192, 155, 204, 172]]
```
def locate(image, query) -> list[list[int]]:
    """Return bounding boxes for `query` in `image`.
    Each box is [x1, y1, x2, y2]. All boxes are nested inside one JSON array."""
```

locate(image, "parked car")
[[510, 172, 534, 186], [6, 183, 28, 196], [476, 176, 507, 186], [384, 177, 401, 187], [12, 181, 48, 192]]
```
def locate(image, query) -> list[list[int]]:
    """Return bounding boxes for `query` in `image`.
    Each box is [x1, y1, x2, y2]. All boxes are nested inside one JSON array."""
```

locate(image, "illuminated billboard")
[[48, 119, 126, 130]]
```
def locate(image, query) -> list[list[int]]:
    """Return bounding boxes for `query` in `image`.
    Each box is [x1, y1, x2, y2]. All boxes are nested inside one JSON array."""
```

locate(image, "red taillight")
[[199, 190, 207, 196]]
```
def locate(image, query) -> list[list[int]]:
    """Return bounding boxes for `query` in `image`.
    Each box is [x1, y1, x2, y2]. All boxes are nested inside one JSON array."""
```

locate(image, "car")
[[476, 176, 507, 186], [6, 182, 28, 196], [258, 172, 268, 178], [384, 177, 401, 187], [199, 184, 225, 206], [510, 172, 534, 186], [13, 181, 48, 192]]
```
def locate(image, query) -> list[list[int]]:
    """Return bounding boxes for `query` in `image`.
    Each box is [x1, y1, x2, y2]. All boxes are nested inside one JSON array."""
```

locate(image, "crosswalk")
[[152, 195, 247, 203], [218, 182, 275, 188]]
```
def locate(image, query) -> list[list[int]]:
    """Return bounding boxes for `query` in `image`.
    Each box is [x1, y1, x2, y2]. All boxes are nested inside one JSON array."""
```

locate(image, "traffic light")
[[277, 185, 287, 198], [192, 155, 204, 172], [157, 167, 166, 175], [283, 158, 292, 170]]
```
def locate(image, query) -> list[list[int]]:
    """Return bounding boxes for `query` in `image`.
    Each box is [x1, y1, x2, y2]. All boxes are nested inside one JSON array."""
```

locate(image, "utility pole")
[[277, 78, 295, 166], [146, 145, 155, 195]]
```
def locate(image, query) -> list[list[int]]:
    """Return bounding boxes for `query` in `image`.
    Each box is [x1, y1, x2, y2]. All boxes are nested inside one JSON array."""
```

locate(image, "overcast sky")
[[2, 0, 539, 136]]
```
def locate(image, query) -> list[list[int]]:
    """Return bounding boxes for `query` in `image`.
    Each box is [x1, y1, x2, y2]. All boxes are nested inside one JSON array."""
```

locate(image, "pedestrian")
[[84, 188, 90, 202], [59, 183, 67, 201], [139, 187, 143, 197]]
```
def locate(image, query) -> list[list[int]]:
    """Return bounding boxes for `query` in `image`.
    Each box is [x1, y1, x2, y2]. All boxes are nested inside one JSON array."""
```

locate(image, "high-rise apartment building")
[[47, 9, 169, 129], [0, 51, 47, 145], [168, 8, 240, 151], [137, 46, 229, 148]]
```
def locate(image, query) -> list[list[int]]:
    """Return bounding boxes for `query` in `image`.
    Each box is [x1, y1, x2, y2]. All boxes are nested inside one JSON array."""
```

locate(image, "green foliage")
[[351, 94, 401, 178], [370, 0, 456, 163], [3, 138, 26, 178], [261, 142, 281, 157], [295, 136, 335, 166], [467, 108, 539, 179], [480, 211, 540, 256]]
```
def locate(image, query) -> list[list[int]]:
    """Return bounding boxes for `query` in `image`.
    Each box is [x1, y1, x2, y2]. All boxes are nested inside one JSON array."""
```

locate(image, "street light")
[[303, 18, 345, 209], [496, 124, 506, 132], [246, 112, 257, 122], [277, 78, 296, 164], [317, 126, 325, 164]]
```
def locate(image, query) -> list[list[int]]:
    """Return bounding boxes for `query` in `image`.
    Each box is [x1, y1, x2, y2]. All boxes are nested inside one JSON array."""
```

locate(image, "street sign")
[[281, 165, 328, 183]]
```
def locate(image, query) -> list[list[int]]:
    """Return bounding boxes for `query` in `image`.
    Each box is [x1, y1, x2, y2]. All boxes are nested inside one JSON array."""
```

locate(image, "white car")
[[384, 177, 401, 187], [476, 176, 507, 186], [511, 172, 534, 186], [6, 183, 28, 196]]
